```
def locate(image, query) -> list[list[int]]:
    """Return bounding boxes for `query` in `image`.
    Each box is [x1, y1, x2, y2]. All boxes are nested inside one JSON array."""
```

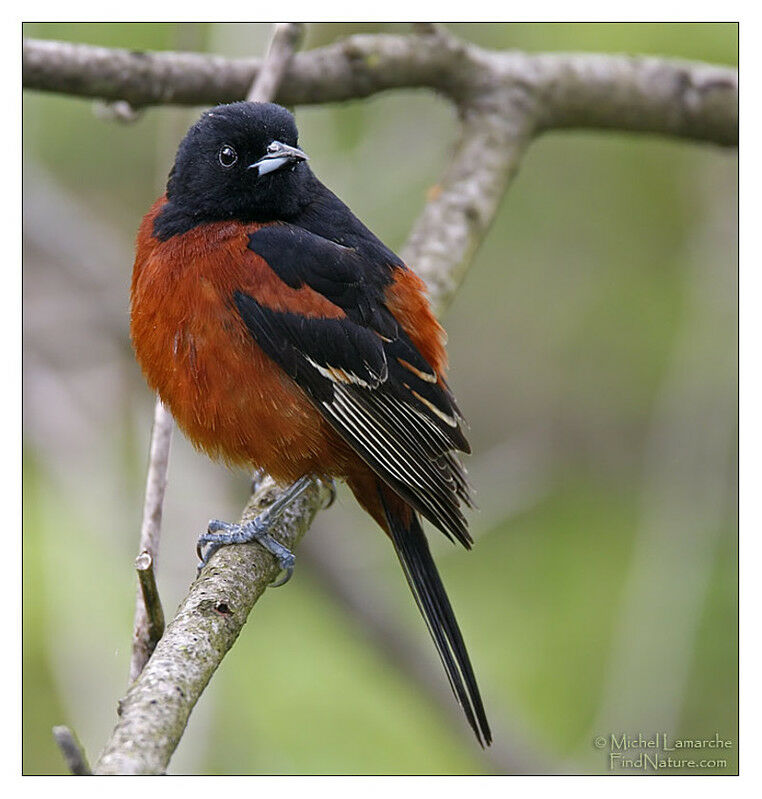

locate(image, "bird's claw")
[[270, 550, 296, 587], [196, 519, 232, 567], [319, 477, 337, 509], [195, 518, 296, 587]]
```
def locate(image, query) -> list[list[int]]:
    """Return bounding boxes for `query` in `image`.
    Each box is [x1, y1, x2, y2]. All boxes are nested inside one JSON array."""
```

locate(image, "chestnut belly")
[[133, 312, 343, 483]]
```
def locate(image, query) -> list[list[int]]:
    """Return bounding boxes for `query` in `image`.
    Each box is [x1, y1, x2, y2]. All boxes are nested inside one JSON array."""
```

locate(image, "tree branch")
[[53, 725, 91, 775], [402, 97, 535, 312], [95, 476, 332, 775], [23, 34, 737, 146], [527, 51, 739, 145], [133, 551, 165, 669], [246, 23, 305, 102], [130, 399, 173, 681]]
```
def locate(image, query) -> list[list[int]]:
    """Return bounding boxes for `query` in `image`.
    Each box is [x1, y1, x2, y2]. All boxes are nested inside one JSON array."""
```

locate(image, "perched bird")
[[130, 102, 491, 746]]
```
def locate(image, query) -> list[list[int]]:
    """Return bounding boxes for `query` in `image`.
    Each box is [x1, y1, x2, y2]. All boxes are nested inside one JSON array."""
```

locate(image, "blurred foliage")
[[22, 23, 737, 775]]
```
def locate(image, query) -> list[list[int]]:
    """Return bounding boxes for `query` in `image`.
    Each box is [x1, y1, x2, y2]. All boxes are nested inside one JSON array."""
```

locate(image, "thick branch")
[[95, 476, 332, 775], [22, 34, 737, 146], [21, 32, 474, 107], [524, 51, 739, 145], [403, 97, 535, 311]]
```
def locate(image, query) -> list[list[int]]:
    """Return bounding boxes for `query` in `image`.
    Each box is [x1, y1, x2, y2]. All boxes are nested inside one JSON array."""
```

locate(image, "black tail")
[[379, 488, 492, 747]]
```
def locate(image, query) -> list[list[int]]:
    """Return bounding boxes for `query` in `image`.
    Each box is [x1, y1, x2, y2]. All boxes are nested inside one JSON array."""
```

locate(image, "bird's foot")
[[196, 519, 296, 585], [195, 475, 315, 585]]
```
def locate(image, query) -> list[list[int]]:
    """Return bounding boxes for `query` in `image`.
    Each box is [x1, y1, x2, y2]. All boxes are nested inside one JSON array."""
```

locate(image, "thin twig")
[[134, 550, 165, 662], [247, 23, 305, 102], [129, 399, 173, 681], [52, 726, 91, 775]]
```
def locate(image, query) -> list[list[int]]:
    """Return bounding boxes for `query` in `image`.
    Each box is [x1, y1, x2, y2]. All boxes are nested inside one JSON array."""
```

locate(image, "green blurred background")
[[22, 23, 738, 775]]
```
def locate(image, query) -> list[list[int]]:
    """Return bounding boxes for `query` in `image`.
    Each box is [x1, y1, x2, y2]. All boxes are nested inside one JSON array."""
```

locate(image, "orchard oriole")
[[130, 102, 491, 746]]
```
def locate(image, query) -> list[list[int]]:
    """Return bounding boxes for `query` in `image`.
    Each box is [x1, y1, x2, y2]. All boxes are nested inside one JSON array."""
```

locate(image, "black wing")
[[239, 225, 473, 546]]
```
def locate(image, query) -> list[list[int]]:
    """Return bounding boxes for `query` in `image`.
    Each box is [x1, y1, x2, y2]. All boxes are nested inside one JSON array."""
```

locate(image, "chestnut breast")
[[130, 200, 345, 479]]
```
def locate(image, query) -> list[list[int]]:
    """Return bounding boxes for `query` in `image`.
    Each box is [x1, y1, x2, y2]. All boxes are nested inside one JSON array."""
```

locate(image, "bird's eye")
[[266, 142, 279, 153], [218, 144, 238, 168]]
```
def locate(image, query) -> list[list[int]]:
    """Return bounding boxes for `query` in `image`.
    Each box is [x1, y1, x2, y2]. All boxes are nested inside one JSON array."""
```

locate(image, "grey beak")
[[248, 141, 308, 176]]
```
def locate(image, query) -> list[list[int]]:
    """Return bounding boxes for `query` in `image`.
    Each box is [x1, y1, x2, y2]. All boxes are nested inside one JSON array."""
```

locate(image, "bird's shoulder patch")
[[247, 223, 398, 338], [385, 266, 448, 376]]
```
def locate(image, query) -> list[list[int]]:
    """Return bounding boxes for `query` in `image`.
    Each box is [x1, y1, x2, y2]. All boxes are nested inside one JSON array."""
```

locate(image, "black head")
[[162, 102, 310, 229]]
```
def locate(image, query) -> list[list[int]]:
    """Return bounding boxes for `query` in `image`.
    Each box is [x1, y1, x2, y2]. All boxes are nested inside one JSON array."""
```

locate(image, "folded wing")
[[235, 223, 474, 546]]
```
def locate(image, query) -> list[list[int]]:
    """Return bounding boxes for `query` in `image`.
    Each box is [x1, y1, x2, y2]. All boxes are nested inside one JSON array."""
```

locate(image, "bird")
[[130, 101, 491, 746]]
